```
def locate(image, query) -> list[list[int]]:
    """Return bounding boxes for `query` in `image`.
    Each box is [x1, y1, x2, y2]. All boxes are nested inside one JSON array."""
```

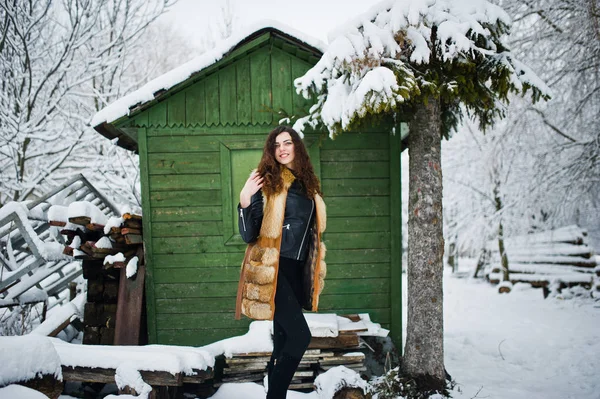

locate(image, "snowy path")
[[444, 270, 600, 399]]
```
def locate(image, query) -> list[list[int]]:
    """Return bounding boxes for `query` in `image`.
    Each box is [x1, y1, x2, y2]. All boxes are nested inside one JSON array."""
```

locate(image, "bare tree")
[[0, 0, 173, 206]]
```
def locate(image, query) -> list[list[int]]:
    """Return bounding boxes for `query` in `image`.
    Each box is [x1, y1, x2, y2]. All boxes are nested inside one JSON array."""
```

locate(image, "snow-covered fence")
[[0, 174, 119, 335], [485, 225, 597, 294]]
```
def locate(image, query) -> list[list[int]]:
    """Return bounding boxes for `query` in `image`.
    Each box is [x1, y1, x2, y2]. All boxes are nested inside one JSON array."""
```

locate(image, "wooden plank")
[[154, 282, 239, 298], [124, 234, 143, 245], [236, 56, 252, 124], [138, 127, 158, 343], [156, 297, 237, 314], [318, 293, 389, 309], [147, 136, 219, 153], [167, 91, 186, 126], [62, 366, 183, 386], [185, 82, 206, 126], [327, 249, 390, 264], [147, 153, 219, 175], [151, 206, 222, 222], [220, 143, 234, 245], [322, 179, 390, 197], [153, 253, 241, 268], [152, 236, 243, 254], [326, 197, 390, 217], [320, 132, 390, 150], [321, 161, 390, 179], [219, 65, 237, 125], [156, 312, 242, 329], [114, 257, 145, 345], [319, 263, 390, 279], [291, 58, 312, 115], [250, 48, 272, 124], [390, 123, 402, 354], [323, 278, 390, 294], [156, 327, 250, 346], [205, 74, 220, 126], [149, 174, 221, 191], [324, 232, 391, 250], [152, 221, 223, 237], [327, 216, 390, 233], [321, 149, 389, 162], [309, 335, 359, 349], [271, 48, 293, 117], [149, 190, 220, 207], [148, 101, 167, 127], [153, 266, 240, 283]]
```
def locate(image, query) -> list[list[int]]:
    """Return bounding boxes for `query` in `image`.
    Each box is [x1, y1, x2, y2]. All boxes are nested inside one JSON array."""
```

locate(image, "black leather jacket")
[[238, 180, 315, 261]]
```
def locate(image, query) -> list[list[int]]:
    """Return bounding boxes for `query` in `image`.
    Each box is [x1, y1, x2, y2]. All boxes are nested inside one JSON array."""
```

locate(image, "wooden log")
[[332, 387, 367, 399], [124, 234, 143, 245], [124, 219, 143, 230], [86, 223, 105, 232], [84, 303, 103, 326], [49, 220, 66, 227], [18, 374, 64, 399], [121, 227, 142, 235], [86, 279, 104, 302], [123, 213, 143, 221], [63, 246, 74, 256], [69, 216, 91, 226]]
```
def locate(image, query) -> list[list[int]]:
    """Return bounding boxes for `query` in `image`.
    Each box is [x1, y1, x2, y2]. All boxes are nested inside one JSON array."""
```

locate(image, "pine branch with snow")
[[294, 0, 550, 138]]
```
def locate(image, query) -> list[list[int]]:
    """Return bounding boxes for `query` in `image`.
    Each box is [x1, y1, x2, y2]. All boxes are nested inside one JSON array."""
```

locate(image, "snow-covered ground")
[[2, 259, 599, 399], [208, 262, 600, 399]]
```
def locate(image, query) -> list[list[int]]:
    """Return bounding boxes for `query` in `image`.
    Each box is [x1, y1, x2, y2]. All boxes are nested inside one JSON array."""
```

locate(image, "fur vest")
[[235, 168, 327, 320]]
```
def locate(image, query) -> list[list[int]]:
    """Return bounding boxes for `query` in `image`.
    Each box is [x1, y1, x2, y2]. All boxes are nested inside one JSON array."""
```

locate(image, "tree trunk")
[[403, 98, 445, 392], [493, 183, 510, 281]]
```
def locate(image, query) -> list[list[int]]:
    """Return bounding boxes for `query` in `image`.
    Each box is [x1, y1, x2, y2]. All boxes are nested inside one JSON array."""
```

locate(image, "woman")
[[235, 125, 327, 399]]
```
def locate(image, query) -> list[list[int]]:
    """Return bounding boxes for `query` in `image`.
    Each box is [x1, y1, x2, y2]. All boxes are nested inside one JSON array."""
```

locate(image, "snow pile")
[[91, 21, 325, 126], [126, 256, 139, 278], [0, 385, 49, 399], [203, 320, 273, 358], [47, 205, 68, 224], [112, 363, 152, 398], [0, 335, 62, 386], [52, 339, 214, 376], [30, 295, 85, 337], [305, 313, 338, 337], [67, 201, 108, 225], [104, 216, 124, 234], [293, 0, 551, 136], [104, 252, 126, 265], [314, 366, 370, 398], [95, 237, 113, 249]]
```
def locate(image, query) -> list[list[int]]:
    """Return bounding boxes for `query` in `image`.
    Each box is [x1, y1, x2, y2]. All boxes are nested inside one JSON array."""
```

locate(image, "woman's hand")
[[240, 170, 264, 208]]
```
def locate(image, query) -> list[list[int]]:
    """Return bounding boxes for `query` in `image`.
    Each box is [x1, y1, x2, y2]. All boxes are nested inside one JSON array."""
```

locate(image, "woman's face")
[[274, 132, 295, 169]]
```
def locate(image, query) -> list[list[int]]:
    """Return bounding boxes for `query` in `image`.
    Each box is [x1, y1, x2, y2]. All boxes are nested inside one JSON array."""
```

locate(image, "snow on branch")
[[294, 0, 551, 137]]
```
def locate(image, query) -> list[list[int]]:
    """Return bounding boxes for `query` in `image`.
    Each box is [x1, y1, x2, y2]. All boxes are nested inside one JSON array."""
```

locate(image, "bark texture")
[[403, 98, 446, 391]]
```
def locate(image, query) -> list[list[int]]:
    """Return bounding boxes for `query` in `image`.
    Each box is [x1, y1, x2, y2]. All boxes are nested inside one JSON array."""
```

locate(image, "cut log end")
[[333, 387, 369, 399], [498, 285, 512, 294]]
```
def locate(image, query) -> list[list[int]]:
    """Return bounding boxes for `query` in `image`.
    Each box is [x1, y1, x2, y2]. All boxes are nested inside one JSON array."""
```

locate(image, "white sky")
[[159, 0, 382, 48]]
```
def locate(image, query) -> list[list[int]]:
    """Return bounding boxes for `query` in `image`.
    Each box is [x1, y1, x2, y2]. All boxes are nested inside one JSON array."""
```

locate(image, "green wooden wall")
[[131, 34, 402, 349]]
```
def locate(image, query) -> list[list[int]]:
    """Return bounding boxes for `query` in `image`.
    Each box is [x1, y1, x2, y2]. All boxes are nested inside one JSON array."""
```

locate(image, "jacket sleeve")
[[238, 191, 264, 243]]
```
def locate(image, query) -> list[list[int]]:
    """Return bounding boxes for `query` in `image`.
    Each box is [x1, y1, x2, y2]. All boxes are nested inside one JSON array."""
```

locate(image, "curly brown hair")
[[257, 126, 322, 197]]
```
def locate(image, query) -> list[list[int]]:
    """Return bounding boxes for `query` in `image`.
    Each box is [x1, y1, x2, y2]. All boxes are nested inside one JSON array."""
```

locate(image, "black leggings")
[[272, 256, 311, 359]]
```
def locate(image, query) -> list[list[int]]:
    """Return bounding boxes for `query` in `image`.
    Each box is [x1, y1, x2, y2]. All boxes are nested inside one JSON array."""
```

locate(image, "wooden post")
[[114, 246, 146, 345]]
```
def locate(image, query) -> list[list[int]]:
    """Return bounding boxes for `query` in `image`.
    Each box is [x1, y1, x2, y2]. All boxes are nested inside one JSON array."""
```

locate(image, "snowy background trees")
[[442, 0, 600, 256]]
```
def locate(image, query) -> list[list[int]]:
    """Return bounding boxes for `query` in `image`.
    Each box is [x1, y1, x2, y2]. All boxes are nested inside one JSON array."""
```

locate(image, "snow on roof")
[[91, 20, 326, 127]]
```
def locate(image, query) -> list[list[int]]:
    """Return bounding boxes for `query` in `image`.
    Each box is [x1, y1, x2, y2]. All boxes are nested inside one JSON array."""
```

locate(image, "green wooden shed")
[[93, 25, 405, 351]]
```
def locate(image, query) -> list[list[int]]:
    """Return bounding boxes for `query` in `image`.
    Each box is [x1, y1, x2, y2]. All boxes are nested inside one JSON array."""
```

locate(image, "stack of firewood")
[[50, 209, 143, 344], [218, 325, 367, 389], [57, 213, 143, 267]]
